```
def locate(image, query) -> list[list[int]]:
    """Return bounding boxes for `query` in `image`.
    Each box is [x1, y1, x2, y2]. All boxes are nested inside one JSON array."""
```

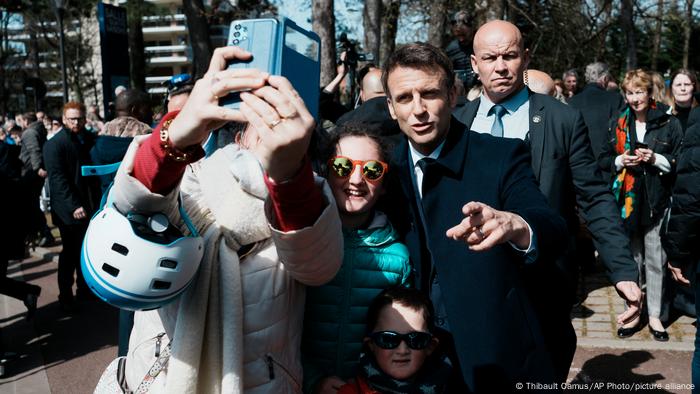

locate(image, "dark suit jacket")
[[43, 128, 100, 226], [390, 119, 567, 391], [19, 120, 47, 177], [454, 91, 638, 286], [568, 83, 625, 178]]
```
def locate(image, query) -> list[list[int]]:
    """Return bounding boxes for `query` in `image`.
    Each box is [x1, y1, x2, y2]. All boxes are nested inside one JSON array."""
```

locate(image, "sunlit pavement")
[[0, 243, 694, 393]]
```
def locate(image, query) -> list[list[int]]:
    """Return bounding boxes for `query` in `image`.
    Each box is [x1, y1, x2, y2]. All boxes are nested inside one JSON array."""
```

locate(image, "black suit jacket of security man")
[[454, 91, 639, 382], [388, 118, 568, 392]]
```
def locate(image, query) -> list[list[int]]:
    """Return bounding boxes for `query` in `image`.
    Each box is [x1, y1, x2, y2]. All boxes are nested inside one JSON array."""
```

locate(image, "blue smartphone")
[[219, 18, 322, 120]]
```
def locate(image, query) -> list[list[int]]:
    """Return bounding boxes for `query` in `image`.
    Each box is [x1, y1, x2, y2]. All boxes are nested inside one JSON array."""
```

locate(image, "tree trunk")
[[475, 0, 506, 26], [128, 0, 146, 92], [363, 0, 381, 63], [427, 0, 448, 49], [650, 0, 663, 71], [182, 0, 213, 79], [379, 0, 400, 68], [620, 0, 637, 70], [682, 0, 694, 68], [312, 0, 336, 86]]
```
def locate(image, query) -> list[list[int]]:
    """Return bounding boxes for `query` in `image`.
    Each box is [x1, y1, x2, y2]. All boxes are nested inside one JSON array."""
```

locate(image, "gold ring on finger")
[[269, 118, 283, 128]]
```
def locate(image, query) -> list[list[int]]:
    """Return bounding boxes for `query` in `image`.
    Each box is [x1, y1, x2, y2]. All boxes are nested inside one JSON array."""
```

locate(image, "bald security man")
[[454, 20, 642, 382]]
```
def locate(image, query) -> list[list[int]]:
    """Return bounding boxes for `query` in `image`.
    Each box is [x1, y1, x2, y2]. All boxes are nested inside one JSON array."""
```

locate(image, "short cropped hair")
[[365, 287, 435, 335], [382, 42, 455, 96], [585, 62, 609, 84], [63, 101, 86, 115], [562, 69, 578, 80], [23, 112, 37, 123], [451, 10, 471, 27]]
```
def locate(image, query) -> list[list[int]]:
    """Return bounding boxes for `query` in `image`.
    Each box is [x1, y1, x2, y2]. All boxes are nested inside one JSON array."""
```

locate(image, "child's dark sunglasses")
[[369, 331, 432, 350], [328, 156, 388, 182]]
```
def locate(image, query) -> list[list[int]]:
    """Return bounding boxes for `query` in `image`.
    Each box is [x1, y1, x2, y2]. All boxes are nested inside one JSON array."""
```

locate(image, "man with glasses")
[[43, 102, 101, 312]]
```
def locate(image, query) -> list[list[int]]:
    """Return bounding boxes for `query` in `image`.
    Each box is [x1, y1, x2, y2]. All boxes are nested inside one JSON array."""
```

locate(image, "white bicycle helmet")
[[81, 174, 204, 310]]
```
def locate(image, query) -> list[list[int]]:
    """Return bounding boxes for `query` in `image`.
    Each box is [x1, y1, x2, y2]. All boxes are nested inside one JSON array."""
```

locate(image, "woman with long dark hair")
[[666, 68, 699, 132]]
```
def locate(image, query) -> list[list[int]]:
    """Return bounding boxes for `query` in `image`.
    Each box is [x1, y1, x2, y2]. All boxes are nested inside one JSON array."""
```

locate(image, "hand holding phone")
[[166, 47, 268, 149], [634, 143, 655, 164], [220, 18, 321, 119]]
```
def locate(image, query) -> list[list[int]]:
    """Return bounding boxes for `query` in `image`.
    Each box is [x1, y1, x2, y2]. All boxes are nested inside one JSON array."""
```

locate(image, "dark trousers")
[[0, 256, 40, 302], [22, 177, 48, 236], [56, 223, 89, 302]]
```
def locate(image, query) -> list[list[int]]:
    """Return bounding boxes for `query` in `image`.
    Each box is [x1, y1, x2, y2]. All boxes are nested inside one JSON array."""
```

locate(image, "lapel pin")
[[532, 115, 542, 124]]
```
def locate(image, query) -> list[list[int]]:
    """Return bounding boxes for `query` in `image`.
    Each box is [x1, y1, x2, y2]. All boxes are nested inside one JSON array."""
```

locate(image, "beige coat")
[[110, 142, 343, 393]]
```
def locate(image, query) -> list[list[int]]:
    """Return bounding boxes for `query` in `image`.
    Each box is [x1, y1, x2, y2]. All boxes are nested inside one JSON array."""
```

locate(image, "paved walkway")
[[0, 245, 695, 393], [573, 266, 695, 351]]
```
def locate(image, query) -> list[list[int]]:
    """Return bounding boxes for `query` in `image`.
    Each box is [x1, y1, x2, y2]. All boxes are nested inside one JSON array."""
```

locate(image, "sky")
[[271, 0, 427, 49]]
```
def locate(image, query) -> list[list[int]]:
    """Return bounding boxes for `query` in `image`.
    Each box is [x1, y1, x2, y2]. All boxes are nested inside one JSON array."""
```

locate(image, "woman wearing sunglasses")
[[302, 124, 411, 394]]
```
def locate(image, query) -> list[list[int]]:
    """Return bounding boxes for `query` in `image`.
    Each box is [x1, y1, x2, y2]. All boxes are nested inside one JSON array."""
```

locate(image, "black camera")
[[337, 33, 372, 69]]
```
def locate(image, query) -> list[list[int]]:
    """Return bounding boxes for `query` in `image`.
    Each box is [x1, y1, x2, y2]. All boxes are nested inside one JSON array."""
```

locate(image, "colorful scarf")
[[611, 102, 655, 229], [611, 107, 637, 222]]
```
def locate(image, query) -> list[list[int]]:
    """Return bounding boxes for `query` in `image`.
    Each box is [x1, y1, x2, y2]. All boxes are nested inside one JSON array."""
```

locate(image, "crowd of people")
[[1, 12, 700, 394]]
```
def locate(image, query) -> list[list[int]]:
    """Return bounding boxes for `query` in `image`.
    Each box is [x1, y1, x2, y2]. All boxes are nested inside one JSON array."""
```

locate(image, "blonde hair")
[[621, 69, 652, 96], [650, 72, 666, 103]]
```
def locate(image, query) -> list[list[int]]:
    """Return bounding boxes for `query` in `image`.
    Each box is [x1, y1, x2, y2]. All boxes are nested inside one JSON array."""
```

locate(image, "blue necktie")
[[490, 104, 507, 137]]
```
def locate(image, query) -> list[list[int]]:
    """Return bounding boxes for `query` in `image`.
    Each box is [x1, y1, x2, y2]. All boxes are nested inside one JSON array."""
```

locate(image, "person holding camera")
[[601, 69, 683, 341], [96, 46, 343, 393], [444, 11, 477, 92]]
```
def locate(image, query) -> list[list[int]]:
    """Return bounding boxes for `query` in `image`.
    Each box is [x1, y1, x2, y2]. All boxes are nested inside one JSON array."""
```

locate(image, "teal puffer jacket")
[[301, 212, 411, 393]]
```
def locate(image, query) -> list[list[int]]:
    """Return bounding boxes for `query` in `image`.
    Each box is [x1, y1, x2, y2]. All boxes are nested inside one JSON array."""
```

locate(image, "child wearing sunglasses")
[[337, 287, 452, 394], [302, 124, 412, 393]]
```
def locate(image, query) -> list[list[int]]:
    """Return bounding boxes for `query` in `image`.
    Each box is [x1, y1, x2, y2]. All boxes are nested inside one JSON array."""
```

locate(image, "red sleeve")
[[264, 156, 325, 232], [132, 111, 205, 194], [133, 112, 323, 231]]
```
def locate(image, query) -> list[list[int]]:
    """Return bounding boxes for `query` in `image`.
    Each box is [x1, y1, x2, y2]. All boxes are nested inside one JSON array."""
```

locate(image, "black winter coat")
[[568, 83, 625, 179], [663, 122, 700, 262], [601, 107, 683, 226], [19, 120, 47, 178], [43, 128, 100, 226]]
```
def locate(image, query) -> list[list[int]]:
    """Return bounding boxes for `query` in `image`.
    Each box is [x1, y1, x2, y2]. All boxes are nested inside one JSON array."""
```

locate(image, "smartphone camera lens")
[[233, 39, 239, 45], [233, 32, 240, 37], [234, 24, 241, 30]]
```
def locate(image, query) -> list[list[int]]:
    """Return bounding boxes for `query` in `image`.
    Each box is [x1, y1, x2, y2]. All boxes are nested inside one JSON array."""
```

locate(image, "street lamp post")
[[53, 0, 68, 103]]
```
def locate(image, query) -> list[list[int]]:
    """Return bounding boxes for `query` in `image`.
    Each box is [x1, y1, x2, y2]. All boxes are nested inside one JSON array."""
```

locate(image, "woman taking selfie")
[[93, 46, 343, 393]]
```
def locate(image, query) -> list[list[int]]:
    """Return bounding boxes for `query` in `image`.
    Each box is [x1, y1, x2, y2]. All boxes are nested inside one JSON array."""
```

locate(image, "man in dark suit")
[[568, 62, 625, 179], [383, 42, 568, 392], [19, 112, 54, 246], [43, 102, 100, 311], [453, 20, 641, 381]]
